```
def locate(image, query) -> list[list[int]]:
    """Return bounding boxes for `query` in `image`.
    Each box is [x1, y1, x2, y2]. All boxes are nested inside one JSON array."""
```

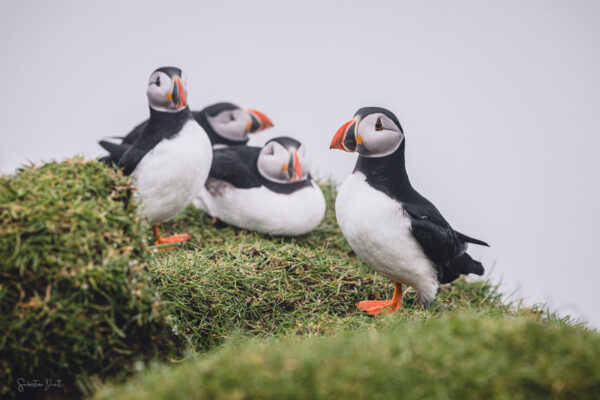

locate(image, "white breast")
[[194, 181, 326, 236], [133, 120, 212, 225], [336, 172, 438, 304]]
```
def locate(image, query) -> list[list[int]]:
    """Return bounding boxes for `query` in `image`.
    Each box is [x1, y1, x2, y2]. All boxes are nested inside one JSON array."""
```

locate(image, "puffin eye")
[[375, 117, 383, 131], [155, 76, 161, 87], [230, 113, 235, 121]]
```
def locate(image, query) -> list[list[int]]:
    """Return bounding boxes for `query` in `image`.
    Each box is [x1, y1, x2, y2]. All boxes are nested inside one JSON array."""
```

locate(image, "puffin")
[[99, 103, 272, 164], [194, 102, 273, 149], [330, 107, 489, 315], [116, 66, 212, 247], [194, 137, 326, 236]]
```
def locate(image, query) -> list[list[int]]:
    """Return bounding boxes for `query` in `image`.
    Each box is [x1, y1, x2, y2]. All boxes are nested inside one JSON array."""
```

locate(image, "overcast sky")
[[1, 1, 599, 328]]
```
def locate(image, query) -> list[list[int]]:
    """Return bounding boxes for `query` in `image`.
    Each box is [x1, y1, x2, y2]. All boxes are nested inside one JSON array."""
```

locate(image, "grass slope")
[[96, 313, 600, 400], [147, 183, 538, 349], [2, 160, 598, 399], [96, 173, 599, 399], [0, 160, 182, 398]]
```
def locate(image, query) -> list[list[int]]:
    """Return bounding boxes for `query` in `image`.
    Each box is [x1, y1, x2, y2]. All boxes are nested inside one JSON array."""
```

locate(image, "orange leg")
[[151, 225, 191, 252], [356, 282, 403, 315]]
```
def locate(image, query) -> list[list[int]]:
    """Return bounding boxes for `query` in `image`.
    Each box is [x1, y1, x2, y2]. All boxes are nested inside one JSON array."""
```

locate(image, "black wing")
[[117, 108, 192, 176], [403, 201, 488, 283], [117, 135, 164, 176], [122, 119, 149, 145], [403, 202, 467, 264], [209, 146, 263, 188], [98, 140, 128, 165], [97, 119, 147, 166]]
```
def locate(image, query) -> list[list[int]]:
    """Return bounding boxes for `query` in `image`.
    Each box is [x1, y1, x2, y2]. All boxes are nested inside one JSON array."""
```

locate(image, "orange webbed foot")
[[150, 225, 191, 252], [154, 233, 191, 245], [151, 234, 191, 252], [356, 282, 403, 316], [356, 300, 400, 315]]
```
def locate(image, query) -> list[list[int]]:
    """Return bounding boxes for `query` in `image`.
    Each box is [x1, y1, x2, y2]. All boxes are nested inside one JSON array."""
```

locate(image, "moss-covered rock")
[[0, 159, 182, 398]]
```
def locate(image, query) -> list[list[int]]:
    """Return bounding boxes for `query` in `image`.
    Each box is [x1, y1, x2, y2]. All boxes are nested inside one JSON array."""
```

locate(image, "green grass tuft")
[[95, 312, 600, 400], [0, 159, 182, 398], [147, 182, 544, 349]]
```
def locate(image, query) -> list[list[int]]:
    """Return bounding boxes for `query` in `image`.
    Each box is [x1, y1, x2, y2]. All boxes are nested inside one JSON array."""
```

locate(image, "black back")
[[355, 140, 488, 283], [112, 103, 242, 151], [122, 119, 148, 146], [117, 107, 192, 175], [209, 145, 312, 195]]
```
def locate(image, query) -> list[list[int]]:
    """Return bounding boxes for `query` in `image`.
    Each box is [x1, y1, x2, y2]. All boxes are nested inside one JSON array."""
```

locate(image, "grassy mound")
[[95, 312, 600, 400], [147, 184, 527, 350], [0, 159, 182, 398], [3, 160, 598, 399]]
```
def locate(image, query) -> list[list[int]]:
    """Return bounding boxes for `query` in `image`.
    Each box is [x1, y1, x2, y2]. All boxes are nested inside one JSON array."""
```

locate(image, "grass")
[[0, 160, 182, 398], [95, 312, 600, 400], [146, 181, 562, 349], [1, 159, 599, 399]]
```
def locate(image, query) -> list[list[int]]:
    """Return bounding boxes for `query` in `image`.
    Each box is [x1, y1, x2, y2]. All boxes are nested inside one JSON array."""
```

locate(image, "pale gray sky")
[[1, 1, 599, 328]]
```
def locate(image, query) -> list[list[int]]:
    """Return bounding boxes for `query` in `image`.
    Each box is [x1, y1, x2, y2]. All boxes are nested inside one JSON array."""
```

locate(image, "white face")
[[355, 113, 404, 157], [207, 108, 251, 141], [146, 71, 188, 112], [257, 141, 309, 183]]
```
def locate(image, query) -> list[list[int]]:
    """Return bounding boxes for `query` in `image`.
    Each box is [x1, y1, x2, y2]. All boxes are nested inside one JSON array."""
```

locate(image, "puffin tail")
[[99, 140, 127, 165], [439, 253, 484, 284], [98, 155, 115, 166], [455, 230, 490, 247]]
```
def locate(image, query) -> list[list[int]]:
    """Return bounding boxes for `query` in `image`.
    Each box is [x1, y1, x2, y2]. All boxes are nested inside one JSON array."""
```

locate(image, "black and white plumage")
[[331, 107, 488, 312], [99, 103, 272, 165], [117, 67, 212, 234], [195, 103, 273, 148], [194, 137, 326, 236]]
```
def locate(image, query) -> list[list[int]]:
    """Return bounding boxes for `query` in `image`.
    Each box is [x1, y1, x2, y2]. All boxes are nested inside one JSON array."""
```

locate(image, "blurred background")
[[1, 1, 599, 328]]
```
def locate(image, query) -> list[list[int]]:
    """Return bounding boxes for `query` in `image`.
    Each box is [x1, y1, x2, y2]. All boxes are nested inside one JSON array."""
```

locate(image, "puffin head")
[[330, 107, 404, 157], [257, 137, 308, 183], [146, 66, 188, 112], [204, 102, 273, 142]]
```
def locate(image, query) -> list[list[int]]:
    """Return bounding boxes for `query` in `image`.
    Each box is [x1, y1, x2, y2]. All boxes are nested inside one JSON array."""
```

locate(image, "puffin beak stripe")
[[291, 149, 302, 182], [174, 76, 187, 108], [247, 109, 274, 133], [330, 119, 357, 152]]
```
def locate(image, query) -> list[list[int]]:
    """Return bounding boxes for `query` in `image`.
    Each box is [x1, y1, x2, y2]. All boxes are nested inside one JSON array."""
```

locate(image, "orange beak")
[[247, 109, 274, 132], [170, 76, 187, 109], [291, 149, 303, 182], [330, 119, 357, 152]]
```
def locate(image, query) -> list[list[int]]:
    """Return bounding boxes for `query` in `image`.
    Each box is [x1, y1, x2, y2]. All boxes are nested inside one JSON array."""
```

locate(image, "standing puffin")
[[99, 103, 272, 164], [117, 66, 212, 247], [330, 107, 489, 314], [194, 137, 326, 236]]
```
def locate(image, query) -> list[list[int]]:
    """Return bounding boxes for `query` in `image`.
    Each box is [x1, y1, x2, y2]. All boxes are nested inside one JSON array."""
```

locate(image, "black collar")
[[354, 140, 427, 204]]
